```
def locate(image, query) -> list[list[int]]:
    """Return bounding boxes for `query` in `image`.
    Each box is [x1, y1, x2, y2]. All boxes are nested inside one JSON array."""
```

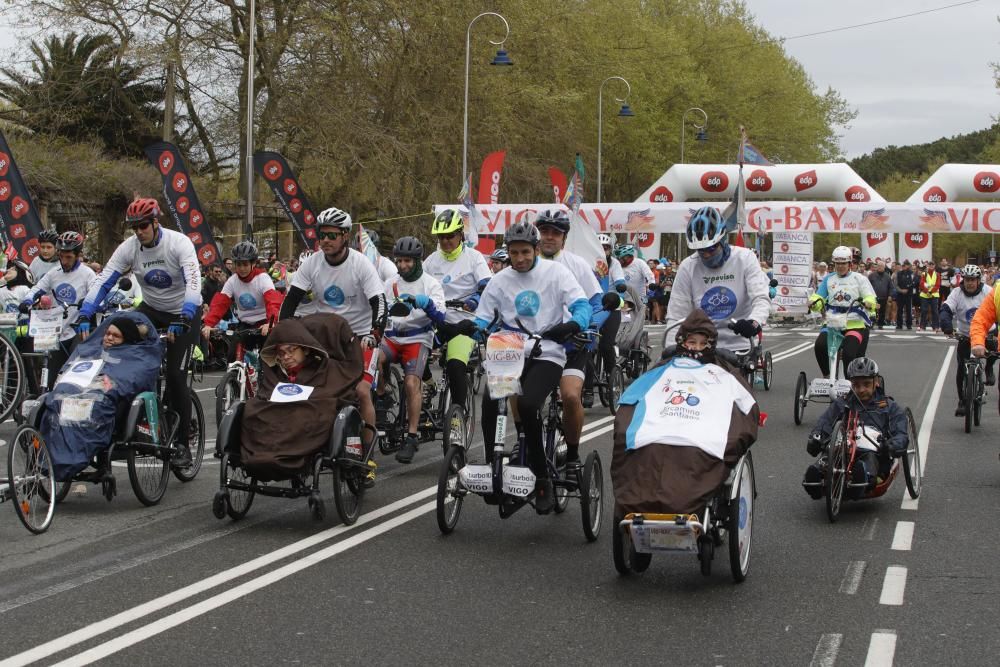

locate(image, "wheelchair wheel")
[[215, 370, 241, 428], [436, 444, 465, 534], [793, 372, 808, 425], [825, 420, 848, 523], [7, 426, 56, 534], [763, 351, 773, 391], [902, 407, 921, 499], [607, 366, 623, 416], [442, 404, 469, 453], [221, 453, 254, 520], [727, 452, 755, 583], [579, 451, 603, 541], [0, 334, 26, 425], [332, 462, 363, 526], [172, 392, 206, 483], [963, 371, 974, 433]]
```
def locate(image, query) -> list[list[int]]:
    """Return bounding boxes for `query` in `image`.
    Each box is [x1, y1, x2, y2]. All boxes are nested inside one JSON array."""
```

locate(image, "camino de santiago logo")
[[658, 377, 702, 419], [700, 286, 737, 320], [144, 269, 173, 289], [54, 283, 77, 304], [238, 293, 258, 309], [514, 290, 541, 317], [323, 284, 345, 306]]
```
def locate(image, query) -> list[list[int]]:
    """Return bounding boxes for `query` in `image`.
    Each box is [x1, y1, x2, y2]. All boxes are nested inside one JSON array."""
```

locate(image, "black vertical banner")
[[253, 151, 317, 249], [143, 141, 221, 266], [0, 131, 45, 263]]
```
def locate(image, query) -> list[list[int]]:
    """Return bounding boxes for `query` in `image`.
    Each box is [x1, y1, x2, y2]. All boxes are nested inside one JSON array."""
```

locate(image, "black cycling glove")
[[732, 319, 761, 338], [543, 321, 581, 343]]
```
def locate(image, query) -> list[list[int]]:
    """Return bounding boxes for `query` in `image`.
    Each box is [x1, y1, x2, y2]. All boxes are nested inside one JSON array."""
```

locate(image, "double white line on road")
[[3, 419, 616, 667]]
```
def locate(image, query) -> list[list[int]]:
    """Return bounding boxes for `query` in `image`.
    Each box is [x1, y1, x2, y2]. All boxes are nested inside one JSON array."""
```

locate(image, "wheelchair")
[[212, 401, 375, 526]]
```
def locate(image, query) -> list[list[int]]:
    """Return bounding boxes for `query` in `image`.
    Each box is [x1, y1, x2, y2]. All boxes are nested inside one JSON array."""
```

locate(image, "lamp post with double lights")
[[462, 12, 512, 183], [596, 76, 634, 203]]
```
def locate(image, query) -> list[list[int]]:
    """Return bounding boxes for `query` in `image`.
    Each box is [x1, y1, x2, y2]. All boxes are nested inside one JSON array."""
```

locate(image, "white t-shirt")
[[475, 258, 587, 365], [290, 248, 384, 334], [667, 246, 772, 353], [375, 254, 398, 283], [29, 256, 59, 282], [623, 258, 655, 303], [544, 250, 601, 300], [944, 285, 992, 336], [287, 271, 317, 316], [25, 263, 97, 341], [424, 247, 492, 323], [384, 272, 445, 347], [619, 356, 756, 459], [221, 271, 276, 324]]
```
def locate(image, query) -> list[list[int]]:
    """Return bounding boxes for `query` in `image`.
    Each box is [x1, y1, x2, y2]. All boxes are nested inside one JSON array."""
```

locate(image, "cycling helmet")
[[534, 209, 571, 234], [490, 247, 510, 263], [685, 206, 726, 249], [504, 221, 540, 247], [597, 233, 614, 249], [613, 243, 637, 259], [317, 207, 351, 229], [831, 246, 852, 263], [845, 356, 879, 379], [393, 236, 423, 258], [432, 209, 464, 236], [125, 197, 161, 224], [962, 264, 982, 279], [231, 240, 259, 262], [55, 231, 84, 253], [38, 229, 59, 245]]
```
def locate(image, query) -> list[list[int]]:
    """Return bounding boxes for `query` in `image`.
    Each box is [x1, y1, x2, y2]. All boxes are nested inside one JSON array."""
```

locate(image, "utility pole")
[[163, 61, 175, 142]]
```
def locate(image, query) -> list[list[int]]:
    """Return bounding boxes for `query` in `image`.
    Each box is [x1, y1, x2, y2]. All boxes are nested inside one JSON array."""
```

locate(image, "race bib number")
[[269, 383, 315, 403], [458, 464, 492, 494], [501, 465, 536, 498], [60, 397, 95, 423], [485, 332, 526, 399], [56, 359, 103, 388], [29, 309, 63, 351]]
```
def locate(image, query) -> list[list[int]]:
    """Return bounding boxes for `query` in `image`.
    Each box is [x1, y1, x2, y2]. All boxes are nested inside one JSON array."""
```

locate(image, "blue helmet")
[[686, 206, 727, 249], [613, 244, 637, 259]]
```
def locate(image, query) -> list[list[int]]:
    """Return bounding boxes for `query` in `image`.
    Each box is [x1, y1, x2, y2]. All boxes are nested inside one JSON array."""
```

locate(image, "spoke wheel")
[[824, 420, 848, 523], [463, 376, 477, 445], [172, 393, 205, 482], [794, 371, 808, 425], [727, 453, 755, 582], [902, 407, 921, 499], [222, 453, 255, 520], [127, 405, 169, 506], [608, 366, 624, 416], [543, 397, 569, 514], [579, 451, 604, 541], [963, 370, 974, 433], [215, 370, 241, 428], [8, 426, 56, 534], [436, 445, 466, 534], [442, 404, 469, 454], [973, 367, 984, 427], [332, 463, 363, 525], [763, 351, 773, 390], [0, 335, 26, 424]]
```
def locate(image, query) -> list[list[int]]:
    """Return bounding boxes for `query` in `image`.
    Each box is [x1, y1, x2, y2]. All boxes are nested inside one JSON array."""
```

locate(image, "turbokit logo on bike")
[[701, 273, 735, 286]]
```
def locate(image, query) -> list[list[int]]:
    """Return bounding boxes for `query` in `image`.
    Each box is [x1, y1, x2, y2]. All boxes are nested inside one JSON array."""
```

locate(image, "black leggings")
[[137, 304, 202, 447], [482, 359, 562, 477], [814, 328, 869, 377]]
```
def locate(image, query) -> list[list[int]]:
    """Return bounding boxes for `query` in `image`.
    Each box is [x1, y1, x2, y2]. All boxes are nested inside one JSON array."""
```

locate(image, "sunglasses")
[[318, 230, 345, 240], [130, 221, 153, 231], [696, 244, 721, 255]]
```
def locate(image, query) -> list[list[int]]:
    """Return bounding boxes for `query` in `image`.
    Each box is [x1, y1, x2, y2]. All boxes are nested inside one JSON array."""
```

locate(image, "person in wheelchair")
[[802, 357, 907, 499], [237, 315, 364, 481], [612, 310, 759, 516]]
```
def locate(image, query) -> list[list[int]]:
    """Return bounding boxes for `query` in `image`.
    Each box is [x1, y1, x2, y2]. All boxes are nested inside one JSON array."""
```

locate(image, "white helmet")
[[597, 233, 614, 248], [317, 207, 351, 229], [962, 264, 982, 279], [831, 246, 852, 263]]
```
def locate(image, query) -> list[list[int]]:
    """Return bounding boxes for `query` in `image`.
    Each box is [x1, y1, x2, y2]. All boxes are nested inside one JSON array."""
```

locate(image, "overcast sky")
[[746, 0, 999, 158]]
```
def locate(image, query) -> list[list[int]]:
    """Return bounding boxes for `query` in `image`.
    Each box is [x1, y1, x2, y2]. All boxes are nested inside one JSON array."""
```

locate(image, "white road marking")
[[879, 566, 907, 606], [864, 630, 897, 667], [581, 415, 615, 431], [771, 341, 814, 362], [809, 633, 843, 667], [891, 521, 914, 551], [901, 345, 953, 509], [838, 560, 866, 595], [861, 517, 879, 541]]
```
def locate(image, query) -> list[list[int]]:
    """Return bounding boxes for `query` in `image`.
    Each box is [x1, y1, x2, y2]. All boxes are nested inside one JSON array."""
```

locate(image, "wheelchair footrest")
[[622, 513, 704, 554]]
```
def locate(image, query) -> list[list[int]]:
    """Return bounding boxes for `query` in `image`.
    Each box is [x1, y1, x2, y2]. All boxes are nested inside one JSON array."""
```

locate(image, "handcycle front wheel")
[[579, 451, 604, 541], [607, 366, 624, 416], [902, 407, 921, 499], [7, 425, 56, 534], [332, 462, 363, 526], [172, 392, 206, 483], [793, 372, 808, 425], [436, 444, 466, 534], [824, 419, 848, 523]]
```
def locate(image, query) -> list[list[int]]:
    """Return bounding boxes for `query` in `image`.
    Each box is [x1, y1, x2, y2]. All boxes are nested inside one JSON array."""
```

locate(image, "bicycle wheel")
[[222, 453, 255, 520], [763, 351, 773, 391], [0, 334, 26, 424], [378, 366, 405, 455], [215, 369, 241, 428], [794, 372, 808, 425], [173, 392, 206, 482], [902, 407, 921, 499], [462, 374, 477, 445], [728, 452, 754, 583], [579, 451, 604, 541], [542, 396, 569, 514], [442, 404, 469, 452], [825, 420, 848, 523], [126, 403, 169, 506], [963, 367, 974, 433], [608, 366, 624, 416], [332, 462, 363, 525], [7, 426, 56, 534], [973, 366, 984, 427], [436, 445, 466, 534]]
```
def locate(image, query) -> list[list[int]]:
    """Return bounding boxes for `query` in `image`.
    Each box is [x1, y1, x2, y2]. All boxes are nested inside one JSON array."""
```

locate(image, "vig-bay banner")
[[434, 202, 1000, 234]]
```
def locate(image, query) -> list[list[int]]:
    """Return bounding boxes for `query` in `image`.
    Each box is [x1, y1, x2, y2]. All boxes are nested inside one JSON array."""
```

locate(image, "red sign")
[[745, 169, 772, 192], [700, 171, 728, 193], [198, 244, 218, 266], [973, 171, 1000, 193], [157, 151, 174, 175], [844, 185, 871, 202], [189, 209, 204, 228], [263, 160, 283, 181], [780, 265, 789, 274], [634, 232, 655, 248], [923, 186, 947, 203], [289, 198, 303, 214], [176, 196, 190, 214], [0, 181, 10, 202], [172, 173, 188, 193], [649, 185, 673, 203], [10, 196, 29, 220], [0, 152, 9, 177], [21, 239, 39, 262], [303, 210, 315, 225], [304, 228, 316, 239], [905, 233, 929, 249], [283, 179, 298, 196], [10, 223, 25, 238], [780, 242, 789, 252], [867, 232, 888, 244], [187, 232, 203, 244], [794, 170, 818, 192]]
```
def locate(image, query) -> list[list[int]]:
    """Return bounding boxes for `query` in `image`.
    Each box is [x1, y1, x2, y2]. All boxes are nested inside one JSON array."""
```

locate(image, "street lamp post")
[[597, 76, 634, 203], [462, 12, 511, 184], [680, 107, 708, 163]]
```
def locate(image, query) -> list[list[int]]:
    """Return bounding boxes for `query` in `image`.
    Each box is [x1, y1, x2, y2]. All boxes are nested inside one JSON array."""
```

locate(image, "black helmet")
[[846, 357, 879, 379], [504, 221, 540, 247], [534, 209, 571, 234], [55, 231, 84, 253], [231, 240, 259, 262], [38, 229, 59, 245], [393, 236, 423, 258]]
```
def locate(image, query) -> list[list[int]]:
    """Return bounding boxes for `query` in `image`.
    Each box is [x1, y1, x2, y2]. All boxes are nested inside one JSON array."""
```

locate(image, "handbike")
[[729, 322, 773, 391]]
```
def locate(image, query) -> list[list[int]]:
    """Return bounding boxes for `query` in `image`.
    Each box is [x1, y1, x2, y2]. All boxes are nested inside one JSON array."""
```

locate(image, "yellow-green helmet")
[[432, 209, 464, 236]]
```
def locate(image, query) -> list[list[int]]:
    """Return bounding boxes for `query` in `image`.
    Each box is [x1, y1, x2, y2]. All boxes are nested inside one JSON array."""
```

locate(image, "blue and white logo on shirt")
[[144, 269, 173, 289], [238, 293, 258, 310], [54, 283, 77, 304], [966, 307, 978, 323], [442, 275, 452, 285], [700, 286, 737, 320], [277, 384, 303, 396], [323, 285, 345, 306], [514, 290, 541, 317]]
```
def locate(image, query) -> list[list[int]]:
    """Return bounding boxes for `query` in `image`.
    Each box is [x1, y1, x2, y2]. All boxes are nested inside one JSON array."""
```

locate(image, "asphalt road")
[[0, 325, 997, 666]]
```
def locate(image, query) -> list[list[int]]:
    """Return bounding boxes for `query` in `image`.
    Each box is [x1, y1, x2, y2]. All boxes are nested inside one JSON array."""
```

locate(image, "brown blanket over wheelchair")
[[240, 314, 363, 480], [611, 343, 759, 516]]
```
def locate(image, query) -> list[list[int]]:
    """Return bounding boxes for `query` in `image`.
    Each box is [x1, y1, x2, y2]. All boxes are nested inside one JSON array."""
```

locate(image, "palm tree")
[[0, 33, 164, 157]]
